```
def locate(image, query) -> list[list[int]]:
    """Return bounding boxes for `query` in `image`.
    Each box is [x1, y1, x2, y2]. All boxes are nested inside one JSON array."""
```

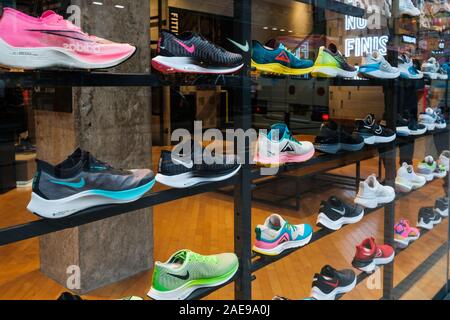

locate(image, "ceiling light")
[[92, 1, 103, 5], [263, 27, 269, 30], [272, 27, 277, 31], [115, 5, 125, 9]]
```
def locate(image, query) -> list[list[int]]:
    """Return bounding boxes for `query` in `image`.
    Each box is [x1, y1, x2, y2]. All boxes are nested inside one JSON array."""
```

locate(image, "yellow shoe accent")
[[251, 59, 313, 75]]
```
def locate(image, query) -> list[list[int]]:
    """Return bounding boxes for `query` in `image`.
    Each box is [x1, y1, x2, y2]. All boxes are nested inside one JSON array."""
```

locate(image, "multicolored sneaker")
[[152, 30, 243, 74], [0, 8, 136, 69], [253, 214, 313, 256], [251, 41, 314, 75], [359, 51, 400, 79], [311, 44, 357, 78], [394, 219, 420, 248], [254, 124, 315, 166], [148, 250, 239, 300], [417, 156, 437, 181], [352, 237, 395, 273]]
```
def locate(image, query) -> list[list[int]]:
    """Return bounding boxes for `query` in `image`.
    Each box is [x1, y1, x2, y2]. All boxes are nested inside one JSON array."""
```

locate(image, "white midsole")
[[311, 66, 357, 78], [354, 194, 395, 209], [311, 277, 357, 300], [360, 69, 400, 79], [356, 253, 395, 273], [362, 134, 396, 145], [435, 207, 449, 217], [147, 265, 238, 300], [156, 165, 241, 189], [395, 235, 420, 248], [395, 178, 426, 193], [0, 38, 135, 70], [253, 233, 313, 256], [152, 55, 244, 74], [316, 210, 364, 231], [417, 172, 434, 182]]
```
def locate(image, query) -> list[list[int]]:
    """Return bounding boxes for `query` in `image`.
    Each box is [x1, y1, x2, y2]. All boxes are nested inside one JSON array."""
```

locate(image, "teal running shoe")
[[148, 250, 239, 300], [251, 40, 313, 75]]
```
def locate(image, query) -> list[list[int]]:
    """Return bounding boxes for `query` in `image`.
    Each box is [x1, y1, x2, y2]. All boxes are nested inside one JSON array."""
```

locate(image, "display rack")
[[0, 0, 449, 301]]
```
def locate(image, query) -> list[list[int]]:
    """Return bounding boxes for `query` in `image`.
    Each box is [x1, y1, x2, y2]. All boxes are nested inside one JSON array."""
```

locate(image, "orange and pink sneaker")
[[0, 8, 136, 70], [394, 219, 420, 249]]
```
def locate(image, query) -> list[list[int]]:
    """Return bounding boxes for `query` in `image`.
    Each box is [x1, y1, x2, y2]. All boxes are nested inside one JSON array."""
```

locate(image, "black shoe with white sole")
[[417, 207, 442, 230], [314, 122, 365, 154], [311, 265, 356, 300], [355, 114, 396, 145], [156, 149, 241, 189], [316, 196, 364, 230], [435, 197, 449, 218]]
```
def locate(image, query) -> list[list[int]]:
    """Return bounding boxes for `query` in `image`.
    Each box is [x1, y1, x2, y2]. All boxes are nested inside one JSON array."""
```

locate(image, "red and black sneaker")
[[352, 237, 395, 273], [311, 265, 356, 300], [152, 30, 244, 74]]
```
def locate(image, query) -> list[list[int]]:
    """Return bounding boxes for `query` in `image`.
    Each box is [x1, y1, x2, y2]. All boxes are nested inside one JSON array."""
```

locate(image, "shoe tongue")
[[329, 196, 342, 207], [267, 214, 286, 230], [41, 10, 61, 22], [169, 250, 190, 265], [425, 156, 434, 164], [269, 123, 289, 140], [278, 43, 286, 50], [364, 114, 376, 126], [321, 265, 336, 277], [328, 43, 338, 54]]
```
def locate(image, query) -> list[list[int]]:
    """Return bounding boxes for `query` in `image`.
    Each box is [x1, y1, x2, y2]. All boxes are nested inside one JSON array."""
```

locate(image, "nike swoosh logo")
[[174, 39, 195, 54], [26, 29, 92, 42], [331, 207, 345, 215], [49, 177, 86, 189], [172, 157, 194, 169], [167, 271, 190, 281], [227, 38, 249, 52], [323, 280, 339, 288]]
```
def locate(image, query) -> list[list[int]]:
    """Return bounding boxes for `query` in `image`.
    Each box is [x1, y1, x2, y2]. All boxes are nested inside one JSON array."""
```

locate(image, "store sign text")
[[345, 36, 388, 57]]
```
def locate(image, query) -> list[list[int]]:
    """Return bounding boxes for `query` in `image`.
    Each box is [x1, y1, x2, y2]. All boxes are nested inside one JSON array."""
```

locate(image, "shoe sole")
[[251, 59, 313, 75], [395, 180, 426, 193], [361, 134, 396, 145], [395, 235, 420, 249], [311, 66, 357, 78], [315, 142, 365, 154], [147, 263, 239, 300], [152, 56, 243, 74], [316, 210, 365, 231], [311, 277, 357, 300], [27, 179, 156, 219], [354, 194, 395, 209], [417, 219, 436, 230], [435, 207, 449, 218], [352, 252, 395, 273], [156, 165, 241, 189], [254, 149, 315, 166], [0, 38, 136, 70], [252, 232, 313, 256], [358, 70, 401, 79], [417, 172, 434, 182]]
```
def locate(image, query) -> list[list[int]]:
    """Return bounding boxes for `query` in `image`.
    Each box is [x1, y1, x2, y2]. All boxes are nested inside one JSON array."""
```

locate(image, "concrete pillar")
[[37, 0, 153, 294]]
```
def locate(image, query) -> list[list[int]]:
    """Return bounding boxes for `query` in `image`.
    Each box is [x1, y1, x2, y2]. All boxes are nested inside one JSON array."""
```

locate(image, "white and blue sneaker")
[[435, 109, 447, 129], [27, 148, 156, 219], [359, 51, 400, 79], [398, 54, 423, 79], [419, 108, 438, 131]]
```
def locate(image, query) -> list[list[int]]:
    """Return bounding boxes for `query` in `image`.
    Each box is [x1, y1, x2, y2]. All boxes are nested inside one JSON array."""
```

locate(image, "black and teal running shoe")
[[27, 148, 155, 219], [251, 40, 313, 75]]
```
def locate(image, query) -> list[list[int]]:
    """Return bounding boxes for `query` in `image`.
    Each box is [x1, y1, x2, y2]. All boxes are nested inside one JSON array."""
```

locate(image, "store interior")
[[0, 0, 450, 300]]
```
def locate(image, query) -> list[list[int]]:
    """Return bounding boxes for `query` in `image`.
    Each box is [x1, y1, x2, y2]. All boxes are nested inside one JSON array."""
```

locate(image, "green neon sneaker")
[[148, 250, 239, 300], [417, 156, 438, 181]]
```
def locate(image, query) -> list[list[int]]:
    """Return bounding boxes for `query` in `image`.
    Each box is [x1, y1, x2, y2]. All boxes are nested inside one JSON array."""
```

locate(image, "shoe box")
[[329, 86, 384, 120], [0, 130, 16, 194], [15, 153, 37, 188]]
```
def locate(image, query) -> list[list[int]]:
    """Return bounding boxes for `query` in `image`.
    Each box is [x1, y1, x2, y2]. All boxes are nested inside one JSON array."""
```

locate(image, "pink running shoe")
[[0, 8, 136, 70], [394, 219, 420, 249]]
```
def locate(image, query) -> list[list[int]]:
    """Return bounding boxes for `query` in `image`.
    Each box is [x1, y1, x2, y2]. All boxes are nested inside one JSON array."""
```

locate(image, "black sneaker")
[[152, 30, 244, 74], [156, 146, 241, 188], [311, 265, 356, 300], [354, 114, 396, 145], [417, 207, 442, 230], [396, 113, 427, 136], [28, 148, 155, 219], [58, 292, 82, 301], [314, 122, 365, 154], [316, 196, 365, 230], [435, 197, 449, 218]]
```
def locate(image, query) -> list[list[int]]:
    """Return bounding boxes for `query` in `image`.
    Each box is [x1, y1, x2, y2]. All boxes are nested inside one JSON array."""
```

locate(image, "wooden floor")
[[0, 155, 448, 300]]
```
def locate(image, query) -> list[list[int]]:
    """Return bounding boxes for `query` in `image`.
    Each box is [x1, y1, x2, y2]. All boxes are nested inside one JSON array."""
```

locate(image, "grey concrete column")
[[38, 0, 153, 294]]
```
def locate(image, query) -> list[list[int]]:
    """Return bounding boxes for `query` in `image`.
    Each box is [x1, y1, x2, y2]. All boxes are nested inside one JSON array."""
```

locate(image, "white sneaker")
[[355, 175, 396, 209], [419, 108, 438, 131], [395, 163, 426, 193], [421, 58, 441, 80], [359, 51, 400, 79], [439, 151, 450, 172], [399, 0, 421, 16]]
